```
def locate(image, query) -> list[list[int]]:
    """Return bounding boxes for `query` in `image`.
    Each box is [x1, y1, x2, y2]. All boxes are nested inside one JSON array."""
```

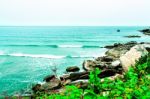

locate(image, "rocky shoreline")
[[10, 28, 150, 98], [31, 41, 150, 97], [139, 28, 150, 36]]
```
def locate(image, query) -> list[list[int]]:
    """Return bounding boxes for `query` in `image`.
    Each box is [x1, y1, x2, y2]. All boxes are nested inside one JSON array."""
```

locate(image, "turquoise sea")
[[0, 26, 149, 95]]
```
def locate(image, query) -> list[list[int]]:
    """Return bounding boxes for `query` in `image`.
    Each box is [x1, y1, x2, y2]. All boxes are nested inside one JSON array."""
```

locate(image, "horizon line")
[[0, 25, 149, 27]]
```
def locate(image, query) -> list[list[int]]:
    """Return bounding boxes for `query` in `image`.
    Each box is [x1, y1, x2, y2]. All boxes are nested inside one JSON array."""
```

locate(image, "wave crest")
[[1, 44, 101, 48], [0, 53, 99, 59]]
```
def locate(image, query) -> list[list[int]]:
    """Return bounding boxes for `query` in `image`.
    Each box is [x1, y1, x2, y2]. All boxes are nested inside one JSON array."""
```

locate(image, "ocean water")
[[0, 26, 149, 95]]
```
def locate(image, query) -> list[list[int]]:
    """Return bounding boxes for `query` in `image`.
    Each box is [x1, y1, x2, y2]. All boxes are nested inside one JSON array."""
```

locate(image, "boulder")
[[82, 60, 97, 71], [66, 66, 80, 72], [43, 75, 55, 82], [120, 44, 148, 72], [98, 69, 117, 78], [42, 78, 62, 90], [105, 41, 137, 58], [105, 48, 128, 58], [69, 71, 89, 81]]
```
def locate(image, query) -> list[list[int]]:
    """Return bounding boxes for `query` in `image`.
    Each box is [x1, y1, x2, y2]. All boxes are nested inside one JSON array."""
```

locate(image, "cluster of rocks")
[[139, 28, 150, 36], [32, 41, 150, 96]]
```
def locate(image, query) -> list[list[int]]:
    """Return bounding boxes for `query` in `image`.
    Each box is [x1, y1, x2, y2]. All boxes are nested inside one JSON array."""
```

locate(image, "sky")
[[0, 0, 150, 26]]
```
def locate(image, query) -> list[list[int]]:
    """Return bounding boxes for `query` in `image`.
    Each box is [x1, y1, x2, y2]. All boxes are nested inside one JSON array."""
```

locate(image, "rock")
[[124, 35, 141, 38], [66, 66, 80, 72], [120, 44, 148, 72], [83, 60, 97, 71], [61, 72, 89, 81], [79, 73, 89, 79], [105, 48, 128, 58], [111, 60, 121, 67], [98, 69, 117, 78], [143, 43, 150, 52], [42, 78, 62, 90], [104, 43, 122, 49], [146, 47, 150, 52], [60, 74, 70, 81], [139, 28, 150, 36], [32, 84, 42, 92], [95, 56, 114, 62], [105, 41, 138, 58], [139, 29, 150, 33], [62, 79, 72, 86], [107, 74, 124, 81], [143, 32, 150, 35], [43, 75, 55, 82], [125, 41, 137, 45], [117, 29, 120, 32], [101, 56, 114, 62], [69, 71, 89, 81]]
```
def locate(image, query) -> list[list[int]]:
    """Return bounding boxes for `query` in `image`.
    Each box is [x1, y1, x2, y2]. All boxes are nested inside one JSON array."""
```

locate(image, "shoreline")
[[30, 41, 150, 97], [1, 40, 149, 98], [1, 27, 150, 98]]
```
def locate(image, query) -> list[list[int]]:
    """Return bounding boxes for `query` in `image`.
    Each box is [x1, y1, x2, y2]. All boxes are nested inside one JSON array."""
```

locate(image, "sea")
[[0, 26, 149, 95]]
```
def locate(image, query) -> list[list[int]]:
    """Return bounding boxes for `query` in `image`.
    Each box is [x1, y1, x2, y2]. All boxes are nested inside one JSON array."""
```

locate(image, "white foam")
[[0, 50, 4, 55], [9, 53, 65, 59], [58, 45, 82, 48]]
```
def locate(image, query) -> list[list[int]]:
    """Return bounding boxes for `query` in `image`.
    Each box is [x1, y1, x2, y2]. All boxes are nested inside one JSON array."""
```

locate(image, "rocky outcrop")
[[120, 45, 148, 72], [139, 28, 150, 33], [83, 42, 149, 73], [105, 41, 138, 58], [82, 60, 98, 71], [32, 41, 150, 96], [42, 77, 61, 91], [139, 28, 150, 36], [124, 35, 141, 38], [32, 76, 62, 93], [82, 41, 139, 73], [43, 75, 55, 82], [83, 56, 118, 71], [66, 66, 80, 72], [104, 43, 123, 49]]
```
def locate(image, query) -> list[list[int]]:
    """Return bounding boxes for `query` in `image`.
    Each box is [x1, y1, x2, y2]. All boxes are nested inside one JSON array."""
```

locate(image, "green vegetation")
[[36, 53, 150, 99]]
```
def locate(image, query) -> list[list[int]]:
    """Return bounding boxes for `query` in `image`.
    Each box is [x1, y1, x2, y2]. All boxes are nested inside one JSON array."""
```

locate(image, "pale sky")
[[0, 0, 150, 26]]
